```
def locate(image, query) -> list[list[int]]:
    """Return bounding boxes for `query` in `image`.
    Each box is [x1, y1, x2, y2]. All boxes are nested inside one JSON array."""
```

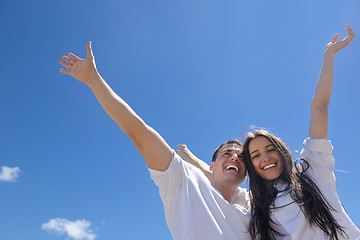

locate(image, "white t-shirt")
[[149, 152, 251, 240], [270, 138, 360, 239]]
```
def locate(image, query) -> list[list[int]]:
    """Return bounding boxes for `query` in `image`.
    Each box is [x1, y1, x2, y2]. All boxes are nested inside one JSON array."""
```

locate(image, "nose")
[[230, 153, 239, 162], [261, 153, 270, 163]]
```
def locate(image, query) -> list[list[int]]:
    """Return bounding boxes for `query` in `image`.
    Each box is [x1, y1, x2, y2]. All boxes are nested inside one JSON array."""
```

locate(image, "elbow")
[[125, 120, 149, 140], [311, 99, 329, 114]]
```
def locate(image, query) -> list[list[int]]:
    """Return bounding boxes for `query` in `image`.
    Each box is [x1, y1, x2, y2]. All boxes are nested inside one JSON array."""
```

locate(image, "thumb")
[[331, 33, 340, 43], [87, 41, 94, 59]]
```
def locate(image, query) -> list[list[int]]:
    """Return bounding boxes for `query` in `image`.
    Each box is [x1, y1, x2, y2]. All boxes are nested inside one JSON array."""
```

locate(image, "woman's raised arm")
[[309, 25, 355, 139]]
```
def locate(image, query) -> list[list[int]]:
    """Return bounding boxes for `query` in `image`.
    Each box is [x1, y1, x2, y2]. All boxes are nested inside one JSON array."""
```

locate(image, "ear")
[[210, 162, 214, 171]]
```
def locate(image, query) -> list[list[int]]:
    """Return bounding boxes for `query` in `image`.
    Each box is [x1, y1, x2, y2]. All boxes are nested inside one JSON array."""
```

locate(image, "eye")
[[251, 154, 259, 160], [268, 148, 276, 153]]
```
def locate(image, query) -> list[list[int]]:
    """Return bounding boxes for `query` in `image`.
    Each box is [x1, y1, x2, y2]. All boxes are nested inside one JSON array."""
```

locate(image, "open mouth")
[[262, 163, 276, 170], [225, 165, 239, 172]]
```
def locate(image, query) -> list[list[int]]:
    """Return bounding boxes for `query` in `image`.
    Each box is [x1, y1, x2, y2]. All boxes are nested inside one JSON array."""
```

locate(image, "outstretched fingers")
[[59, 41, 95, 80], [59, 57, 72, 69], [62, 55, 75, 65], [86, 41, 94, 59], [59, 68, 71, 75], [68, 52, 81, 62], [59, 54, 78, 75]]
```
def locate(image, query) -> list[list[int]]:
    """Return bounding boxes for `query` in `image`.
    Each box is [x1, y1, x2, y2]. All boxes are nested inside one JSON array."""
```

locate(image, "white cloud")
[[0, 166, 21, 182], [42, 218, 97, 240]]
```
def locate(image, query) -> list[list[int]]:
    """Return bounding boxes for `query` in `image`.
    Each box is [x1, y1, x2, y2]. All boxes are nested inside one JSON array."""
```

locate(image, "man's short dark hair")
[[211, 140, 243, 162]]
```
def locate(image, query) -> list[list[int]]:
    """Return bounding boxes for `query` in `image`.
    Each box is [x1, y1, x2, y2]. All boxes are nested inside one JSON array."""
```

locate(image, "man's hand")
[[59, 42, 173, 171], [59, 41, 99, 85]]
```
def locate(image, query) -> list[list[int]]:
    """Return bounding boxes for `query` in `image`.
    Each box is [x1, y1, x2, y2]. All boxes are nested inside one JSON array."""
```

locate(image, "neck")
[[210, 179, 239, 203]]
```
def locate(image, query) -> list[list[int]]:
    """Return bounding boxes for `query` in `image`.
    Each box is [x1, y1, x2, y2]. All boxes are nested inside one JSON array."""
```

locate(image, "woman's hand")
[[176, 144, 190, 158], [325, 25, 355, 56]]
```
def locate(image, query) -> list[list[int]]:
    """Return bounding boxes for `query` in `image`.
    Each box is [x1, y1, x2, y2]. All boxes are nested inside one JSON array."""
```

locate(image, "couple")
[[59, 25, 359, 239]]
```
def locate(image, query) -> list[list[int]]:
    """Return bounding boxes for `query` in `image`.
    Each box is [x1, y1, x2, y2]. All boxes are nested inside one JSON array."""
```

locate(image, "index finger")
[[337, 25, 355, 48], [68, 53, 81, 61], [345, 24, 355, 38]]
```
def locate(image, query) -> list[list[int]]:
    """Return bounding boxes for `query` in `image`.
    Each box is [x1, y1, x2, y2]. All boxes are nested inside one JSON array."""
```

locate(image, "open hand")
[[59, 41, 99, 85]]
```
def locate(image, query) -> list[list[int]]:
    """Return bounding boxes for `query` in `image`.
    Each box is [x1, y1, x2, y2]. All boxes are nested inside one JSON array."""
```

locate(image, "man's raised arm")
[[59, 41, 172, 171]]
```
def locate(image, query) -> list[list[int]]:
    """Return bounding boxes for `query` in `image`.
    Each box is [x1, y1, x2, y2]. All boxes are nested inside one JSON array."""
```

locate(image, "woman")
[[178, 25, 359, 239], [242, 25, 359, 240]]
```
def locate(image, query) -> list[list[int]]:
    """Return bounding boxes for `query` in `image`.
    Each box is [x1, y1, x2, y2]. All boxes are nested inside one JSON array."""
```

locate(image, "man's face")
[[210, 143, 246, 186]]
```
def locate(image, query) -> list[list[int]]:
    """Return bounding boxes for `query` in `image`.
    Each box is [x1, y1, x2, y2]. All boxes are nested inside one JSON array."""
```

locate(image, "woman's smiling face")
[[248, 136, 284, 182]]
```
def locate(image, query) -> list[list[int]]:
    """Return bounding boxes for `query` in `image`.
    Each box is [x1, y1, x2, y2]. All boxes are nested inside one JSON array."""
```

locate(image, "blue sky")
[[0, 0, 359, 239]]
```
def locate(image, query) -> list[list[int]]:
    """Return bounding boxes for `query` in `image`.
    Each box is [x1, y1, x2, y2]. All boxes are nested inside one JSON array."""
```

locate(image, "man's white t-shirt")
[[148, 152, 251, 240]]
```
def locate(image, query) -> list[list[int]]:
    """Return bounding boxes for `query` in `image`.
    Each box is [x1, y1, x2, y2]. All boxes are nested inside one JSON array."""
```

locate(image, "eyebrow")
[[221, 149, 240, 154], [250, 144, 274, 156]]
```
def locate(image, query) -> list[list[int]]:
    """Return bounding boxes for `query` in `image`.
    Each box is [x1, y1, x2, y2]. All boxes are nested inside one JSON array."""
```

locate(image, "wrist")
[[323, 50, 336, 59], [86, 74, 103, 89]]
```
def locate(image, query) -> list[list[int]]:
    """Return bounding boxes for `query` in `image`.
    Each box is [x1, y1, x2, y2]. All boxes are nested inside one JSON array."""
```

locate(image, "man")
[[176, 141, 248, 204], [59, 42, 250, 240]]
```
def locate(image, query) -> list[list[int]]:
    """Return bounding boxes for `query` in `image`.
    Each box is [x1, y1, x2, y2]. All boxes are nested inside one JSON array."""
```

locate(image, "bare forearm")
[[87, 75, 146, 137], [60, 42, 173, 171], [309, 26, 355, 139], [309, 53, 334, 139], [311, 52, 335, 109], [86, 75, 172, 171]]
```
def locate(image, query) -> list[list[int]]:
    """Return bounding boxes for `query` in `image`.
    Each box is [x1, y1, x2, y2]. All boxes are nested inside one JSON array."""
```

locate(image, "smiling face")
[[248, 136, 284, 182], [210, 143, 246, 186]]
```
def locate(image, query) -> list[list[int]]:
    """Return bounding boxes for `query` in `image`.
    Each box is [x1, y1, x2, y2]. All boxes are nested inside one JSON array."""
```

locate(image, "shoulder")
[[232, 187, 250, 212], [300, 138, 335, 168], [301, 138, 333, 154], [149, 151, 210, 182], [299, 138, 336, 190]]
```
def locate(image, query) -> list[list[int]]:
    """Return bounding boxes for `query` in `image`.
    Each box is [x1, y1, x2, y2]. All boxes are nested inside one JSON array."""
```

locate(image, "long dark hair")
[[242, 130, 347, 240]]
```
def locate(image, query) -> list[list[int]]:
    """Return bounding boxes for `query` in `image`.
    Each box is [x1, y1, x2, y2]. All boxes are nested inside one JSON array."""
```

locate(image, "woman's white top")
[[270, 138, 360, 239]]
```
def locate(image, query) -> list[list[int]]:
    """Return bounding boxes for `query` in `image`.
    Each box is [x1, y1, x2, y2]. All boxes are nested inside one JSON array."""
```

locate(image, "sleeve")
[[300, 138, 337, 195], [231, 187, 250, 214], [148, 151, 211, 237], [148, 151, 187, 204]]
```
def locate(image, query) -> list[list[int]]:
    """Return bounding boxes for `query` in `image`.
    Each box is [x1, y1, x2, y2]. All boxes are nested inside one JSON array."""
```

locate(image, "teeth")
[[263, 164, 276, 170], [225, 165, 239, 172]]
